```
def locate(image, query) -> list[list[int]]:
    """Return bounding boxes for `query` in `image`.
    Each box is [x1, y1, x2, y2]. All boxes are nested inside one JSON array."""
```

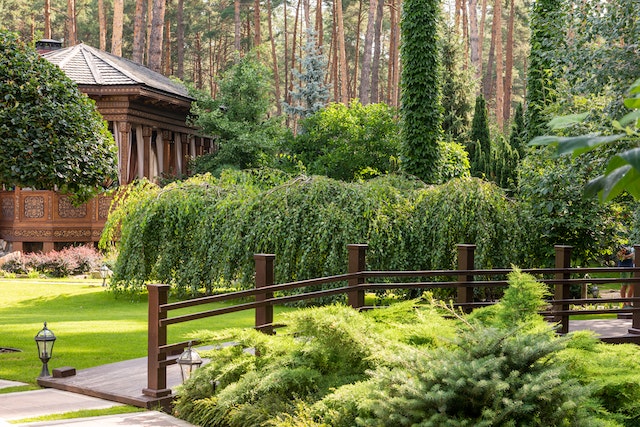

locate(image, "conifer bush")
[[174, 270, 633, 427]]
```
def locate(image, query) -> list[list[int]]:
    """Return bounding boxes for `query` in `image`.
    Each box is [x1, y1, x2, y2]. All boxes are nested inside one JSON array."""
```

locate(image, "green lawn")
[[0, 277, 290, 385]]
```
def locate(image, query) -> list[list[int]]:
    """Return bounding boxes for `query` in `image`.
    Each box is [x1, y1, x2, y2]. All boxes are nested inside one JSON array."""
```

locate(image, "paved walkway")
[[0, 381, 194, 426]]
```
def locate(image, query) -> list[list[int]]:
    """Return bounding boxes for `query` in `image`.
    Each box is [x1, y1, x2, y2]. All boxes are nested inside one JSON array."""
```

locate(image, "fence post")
[[347, 244, 368, 309], [630, 245, 640, 334], [255, 254, 275, 334], [457, 244, 476, 309], [554, 245, 572, 334], [143, 284, 171, 398]]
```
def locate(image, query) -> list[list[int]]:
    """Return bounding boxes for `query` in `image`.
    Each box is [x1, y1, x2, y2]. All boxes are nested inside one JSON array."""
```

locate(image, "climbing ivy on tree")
[[399, 0, 443, 183], [0, 30, 117, 202], [525, 0, 565, 140]]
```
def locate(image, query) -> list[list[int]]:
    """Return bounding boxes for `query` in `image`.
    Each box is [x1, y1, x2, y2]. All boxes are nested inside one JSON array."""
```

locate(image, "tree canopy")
[[0, 30, 117, 202]]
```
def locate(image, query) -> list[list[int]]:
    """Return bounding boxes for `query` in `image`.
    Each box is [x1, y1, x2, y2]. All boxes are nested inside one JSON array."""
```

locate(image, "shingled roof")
[[42, 43, 192, 100]]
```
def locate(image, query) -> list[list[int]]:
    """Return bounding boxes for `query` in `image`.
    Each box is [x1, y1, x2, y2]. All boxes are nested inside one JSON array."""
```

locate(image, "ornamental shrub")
[[103, 170, 521, 298]]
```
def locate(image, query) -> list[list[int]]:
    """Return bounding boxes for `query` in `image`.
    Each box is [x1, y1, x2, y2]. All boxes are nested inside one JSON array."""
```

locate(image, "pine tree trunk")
[[234, 0, 241, 53], [494, 0, 503, 131], [388, 0, 400, 107], [164, 18, 172, 75], [132, 0, 146, 63], [284, 0, 290, 108], [359, 0, 378, 104], [44, 0, 52, 39], [503, 0, 515, 127], [370, 0, 384, 103], [352, 0, 363, 99], [148, 0, 166, 72], [66, 0, 77, 46], [315, 0, 324, 46], [146, 0, 153, 64], [254, 0, 261, 47], [468, 0, 479, 76], [111, 0, 124, 56], [177, 0, 185, 78], [478, 0, 488, 81], [335, 0, 349, 104], [268, 0, 282, 114]]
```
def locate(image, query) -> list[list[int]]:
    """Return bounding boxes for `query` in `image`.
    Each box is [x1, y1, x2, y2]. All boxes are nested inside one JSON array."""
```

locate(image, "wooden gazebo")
[[0, 43, 214, 253]]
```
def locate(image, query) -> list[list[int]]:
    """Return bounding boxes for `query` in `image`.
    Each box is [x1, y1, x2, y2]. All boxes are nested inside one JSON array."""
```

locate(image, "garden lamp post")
[[177, 341, 202, 383], [35, 322, 56, 377], [100, 265, 109, 287]]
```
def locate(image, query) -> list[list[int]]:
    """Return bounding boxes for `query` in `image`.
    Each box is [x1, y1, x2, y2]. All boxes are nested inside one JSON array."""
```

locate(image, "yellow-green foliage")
[[559, 333, 640, 426]]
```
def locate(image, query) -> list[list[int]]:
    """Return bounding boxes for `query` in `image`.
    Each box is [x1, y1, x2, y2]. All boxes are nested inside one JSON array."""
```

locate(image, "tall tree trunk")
[[111, 0, 124, 56], [133, 0, 147, 63], [66, 0, 77, 46], [146, 0, 153, 64], [148, 0, 167, 72], [164, 17, 172, 75], [370, 0, 384, 103], [98, 0, 106, 50], [289, 0, 301, 105], [331, 6, 339, 102], [388, 0, 400, 107], [44, 0, 52, 39], [194, 32, 202, 88], [491, 0, 503, 130], [352, 0, 363, 99], [478, 0, 487, 81], [303, 0, 310, 28], [468, 0, 479, 77], [359, 0, 378, 104], [177, 0, 185, 78], [268, 0, 282, 114], [335, 0, 349, 103], [254, 0, 262, 47], [234, 0, 241, 53], [284, 0, 290, 109], [503, 0, 515, 126], [315, 0, 323, 46]]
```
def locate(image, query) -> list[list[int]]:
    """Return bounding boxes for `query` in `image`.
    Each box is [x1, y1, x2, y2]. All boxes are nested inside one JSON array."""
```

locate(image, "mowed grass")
[[0, 277, 292, 385]]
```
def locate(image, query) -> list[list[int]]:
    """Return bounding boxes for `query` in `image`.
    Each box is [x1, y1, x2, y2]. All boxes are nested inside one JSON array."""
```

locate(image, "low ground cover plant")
[[175, 269, 640, 426]]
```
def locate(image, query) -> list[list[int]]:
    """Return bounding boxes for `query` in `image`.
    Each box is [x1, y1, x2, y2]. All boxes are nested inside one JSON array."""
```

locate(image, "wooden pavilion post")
[[143, 284, 171, 398], [457, 244, 476, 309], [629, 245, 640, 334], [347, 244, 368, 309], [255, 254, 275, 334], [554, 245, 572, 334]]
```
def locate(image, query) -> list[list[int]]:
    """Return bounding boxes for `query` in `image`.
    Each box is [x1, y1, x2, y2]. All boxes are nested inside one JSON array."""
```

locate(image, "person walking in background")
[[617, 245, 635, 303]]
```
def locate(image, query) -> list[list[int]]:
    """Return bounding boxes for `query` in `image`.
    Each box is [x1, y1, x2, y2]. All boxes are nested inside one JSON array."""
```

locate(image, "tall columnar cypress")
[[525, 0, 565, 140], [400, 0, 443, 184], [468, 95, 491, 177], [509, 102, 527, 159]]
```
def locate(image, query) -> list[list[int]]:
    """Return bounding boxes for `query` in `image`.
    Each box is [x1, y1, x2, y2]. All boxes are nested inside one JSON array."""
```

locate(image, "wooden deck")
[[37, 355, 185, 410], [35, 320, 640, 410]]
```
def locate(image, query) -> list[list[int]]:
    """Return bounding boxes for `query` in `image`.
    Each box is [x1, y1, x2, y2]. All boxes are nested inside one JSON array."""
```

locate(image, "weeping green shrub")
[[101, 170, 522, 298]]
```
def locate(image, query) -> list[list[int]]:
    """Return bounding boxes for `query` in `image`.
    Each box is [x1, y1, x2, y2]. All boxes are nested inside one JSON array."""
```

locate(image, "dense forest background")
[[1, 0, 532, 131]]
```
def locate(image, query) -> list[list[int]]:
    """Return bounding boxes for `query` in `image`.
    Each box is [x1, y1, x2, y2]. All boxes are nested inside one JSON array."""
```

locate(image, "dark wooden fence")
[[142, 243, 640, 398]]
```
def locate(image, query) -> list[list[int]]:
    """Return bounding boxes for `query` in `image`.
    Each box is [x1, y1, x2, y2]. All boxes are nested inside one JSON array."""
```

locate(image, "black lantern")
[[177, 341, 202, 382], [100, 265, 110, 287], [35, 322, 56, 377]]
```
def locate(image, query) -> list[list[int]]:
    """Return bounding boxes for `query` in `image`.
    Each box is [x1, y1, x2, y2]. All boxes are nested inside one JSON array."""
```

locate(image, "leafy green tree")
[[400, 0, 443, 183], [531, 78, 640, 202], [291, 101, 401, 181], [0, 30, 117, 202], [188, 52, 284, 175], [525, 0, 565, 140], [283, 29, 331, 121]]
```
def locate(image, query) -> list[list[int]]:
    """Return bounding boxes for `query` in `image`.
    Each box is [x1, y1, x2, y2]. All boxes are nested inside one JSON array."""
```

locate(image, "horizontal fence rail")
[[143, 243, 640, 398]]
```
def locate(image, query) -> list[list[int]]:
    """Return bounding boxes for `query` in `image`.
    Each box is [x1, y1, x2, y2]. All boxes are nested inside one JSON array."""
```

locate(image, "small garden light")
[[100, 265, 109, 287], [177, 341, 202, 383], [35, 322, 56, 377]]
